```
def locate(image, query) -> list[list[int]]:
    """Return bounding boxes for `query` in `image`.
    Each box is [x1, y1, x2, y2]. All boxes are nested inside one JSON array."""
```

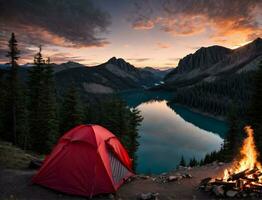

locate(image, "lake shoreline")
[[173, 103, 226, 122]]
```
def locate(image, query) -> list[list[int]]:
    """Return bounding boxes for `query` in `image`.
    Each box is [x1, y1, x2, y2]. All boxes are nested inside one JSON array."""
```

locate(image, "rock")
[[152, 193, 159, 197], [184, 173, 192, 178], [140, 193, 152, 200], [139, 192, 159, 200], [226, 190, 238, 197], [249, 192, 256, 197], [108, 194, 115, 199], [242, 193, 248, 198], [178, 166, 187, 170], [212, 161, 217, 166], [139, 175, 150, 179], [200, 177, 212, 186], [204, 185, 212, 192], [208, 178, 216, 184], [199, 185, 205, 190], [168, 176, 178, 182], [212, 185, 224, 196]]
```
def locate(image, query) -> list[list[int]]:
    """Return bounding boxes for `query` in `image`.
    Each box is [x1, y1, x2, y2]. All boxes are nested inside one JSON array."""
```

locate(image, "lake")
[[120, 91, 228, 174]]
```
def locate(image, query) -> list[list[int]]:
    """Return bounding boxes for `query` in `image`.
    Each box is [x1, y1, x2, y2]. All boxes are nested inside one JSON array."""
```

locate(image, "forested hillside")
[[0, 33, 142, 170], [169, 71, 254, 117], [189, 61, 262, 165]]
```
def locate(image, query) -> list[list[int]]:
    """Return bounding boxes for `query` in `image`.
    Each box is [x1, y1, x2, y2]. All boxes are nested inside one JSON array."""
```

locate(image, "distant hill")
[[141, 67, 172, 79], [164, 38, 262, 89], [1, 57, 168, 99]]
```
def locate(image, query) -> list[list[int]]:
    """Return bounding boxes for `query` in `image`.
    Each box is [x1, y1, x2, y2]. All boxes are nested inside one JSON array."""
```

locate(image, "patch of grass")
[[0, 140, 40, 169]]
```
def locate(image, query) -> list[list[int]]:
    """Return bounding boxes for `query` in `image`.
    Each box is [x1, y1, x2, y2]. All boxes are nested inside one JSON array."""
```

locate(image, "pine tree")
[[82, 97, 142, 170], [3, 33, 29, 148], [6, 33, 20, 144], [247, 61, 262, 153], [28, 46, 45, 152], [189, 157, 198, 167], [16, 84, 29, 150], [179, 156, 186, 167], [127, 107, 143, 169], [28, 46, 58, 153], [0, 71, 6, 136], [222, 105, 241, 161], [41, 59, 59, 150], [60, 85, 84, 134]]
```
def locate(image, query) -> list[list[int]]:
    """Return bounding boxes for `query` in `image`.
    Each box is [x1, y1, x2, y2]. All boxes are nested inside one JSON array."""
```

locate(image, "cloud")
[[0, 42, 36, 64], [129, 0, 158, 30], [126, 58, 150, 62], [132, 20, 155, 30], [157, 42, 171, 49], [0, 0, 111, 48], [168, 58, 180, 62], [46, 53, 86, 64], [131, 0, 262, 42]]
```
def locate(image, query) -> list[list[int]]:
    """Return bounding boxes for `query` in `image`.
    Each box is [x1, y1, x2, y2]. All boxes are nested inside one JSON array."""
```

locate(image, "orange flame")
[[223, 126, 262, 181]]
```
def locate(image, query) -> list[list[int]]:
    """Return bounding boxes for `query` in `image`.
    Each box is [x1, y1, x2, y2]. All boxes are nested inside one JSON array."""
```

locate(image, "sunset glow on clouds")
[[0, 0, 261, 68]]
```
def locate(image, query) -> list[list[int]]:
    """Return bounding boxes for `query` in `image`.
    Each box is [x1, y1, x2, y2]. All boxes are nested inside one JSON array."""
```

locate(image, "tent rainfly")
[[32, 124, 134, 197]]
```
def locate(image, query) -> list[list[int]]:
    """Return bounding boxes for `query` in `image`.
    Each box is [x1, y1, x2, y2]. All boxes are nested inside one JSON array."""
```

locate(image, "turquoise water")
[[120, 91, 228, 174]]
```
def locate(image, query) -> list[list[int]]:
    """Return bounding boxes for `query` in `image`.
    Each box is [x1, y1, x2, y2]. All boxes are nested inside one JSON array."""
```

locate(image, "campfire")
[[200, 126, 262, 198]]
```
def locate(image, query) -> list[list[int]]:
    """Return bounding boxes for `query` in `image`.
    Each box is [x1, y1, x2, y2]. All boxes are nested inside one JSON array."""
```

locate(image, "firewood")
[[229, 169, 249, 181], [244, 177, 259, 182], [245, 167, 259, 175], [200, 177, 212, 186], [250, 183, 262, 188], [255, 172, 262, 178], [210, 181, 236, 188], [236, 179, 244, 190]]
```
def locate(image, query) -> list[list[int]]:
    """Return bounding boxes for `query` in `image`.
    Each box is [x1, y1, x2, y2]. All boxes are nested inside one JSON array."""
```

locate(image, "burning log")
[[245, 167, 259, 175], [229, 169, 249, 181], [200, 126, 262, 198]]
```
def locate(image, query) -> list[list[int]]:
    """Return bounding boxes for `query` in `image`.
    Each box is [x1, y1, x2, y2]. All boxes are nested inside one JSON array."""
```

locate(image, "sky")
[[0, 0, 261, 69]]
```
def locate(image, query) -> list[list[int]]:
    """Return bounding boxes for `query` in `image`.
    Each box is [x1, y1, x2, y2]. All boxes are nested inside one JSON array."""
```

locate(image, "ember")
[[200, 126, 262, 198]]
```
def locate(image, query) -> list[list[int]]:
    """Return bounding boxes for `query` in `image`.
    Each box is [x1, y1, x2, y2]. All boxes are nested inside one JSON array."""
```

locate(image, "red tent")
[[32, 124, 134, 197]]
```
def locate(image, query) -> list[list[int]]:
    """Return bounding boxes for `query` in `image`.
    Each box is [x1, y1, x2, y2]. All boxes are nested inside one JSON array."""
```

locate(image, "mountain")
[[0, 57, 162, 98], [164, 38, 262, 118], [164, 38, 262, 88], [54, 57, 162, 97], [0, 64, 9, 69], [52, 61, 85, 73], [141, 67, 172, 79]]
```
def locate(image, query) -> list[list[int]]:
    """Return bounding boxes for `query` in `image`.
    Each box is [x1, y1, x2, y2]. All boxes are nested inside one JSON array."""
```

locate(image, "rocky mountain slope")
[[164, 38, 262, 88], [54, 57, 163, 96]]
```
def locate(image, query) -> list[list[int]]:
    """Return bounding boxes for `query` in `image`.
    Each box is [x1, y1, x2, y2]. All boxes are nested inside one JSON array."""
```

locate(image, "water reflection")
[[136, 100, 225, 174], [168, 103, 228, 138], [119, 91, 228, 174]]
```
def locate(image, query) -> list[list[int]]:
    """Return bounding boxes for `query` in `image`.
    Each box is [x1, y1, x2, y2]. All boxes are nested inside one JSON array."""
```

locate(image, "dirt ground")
[[0, 163, 235, 200]]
